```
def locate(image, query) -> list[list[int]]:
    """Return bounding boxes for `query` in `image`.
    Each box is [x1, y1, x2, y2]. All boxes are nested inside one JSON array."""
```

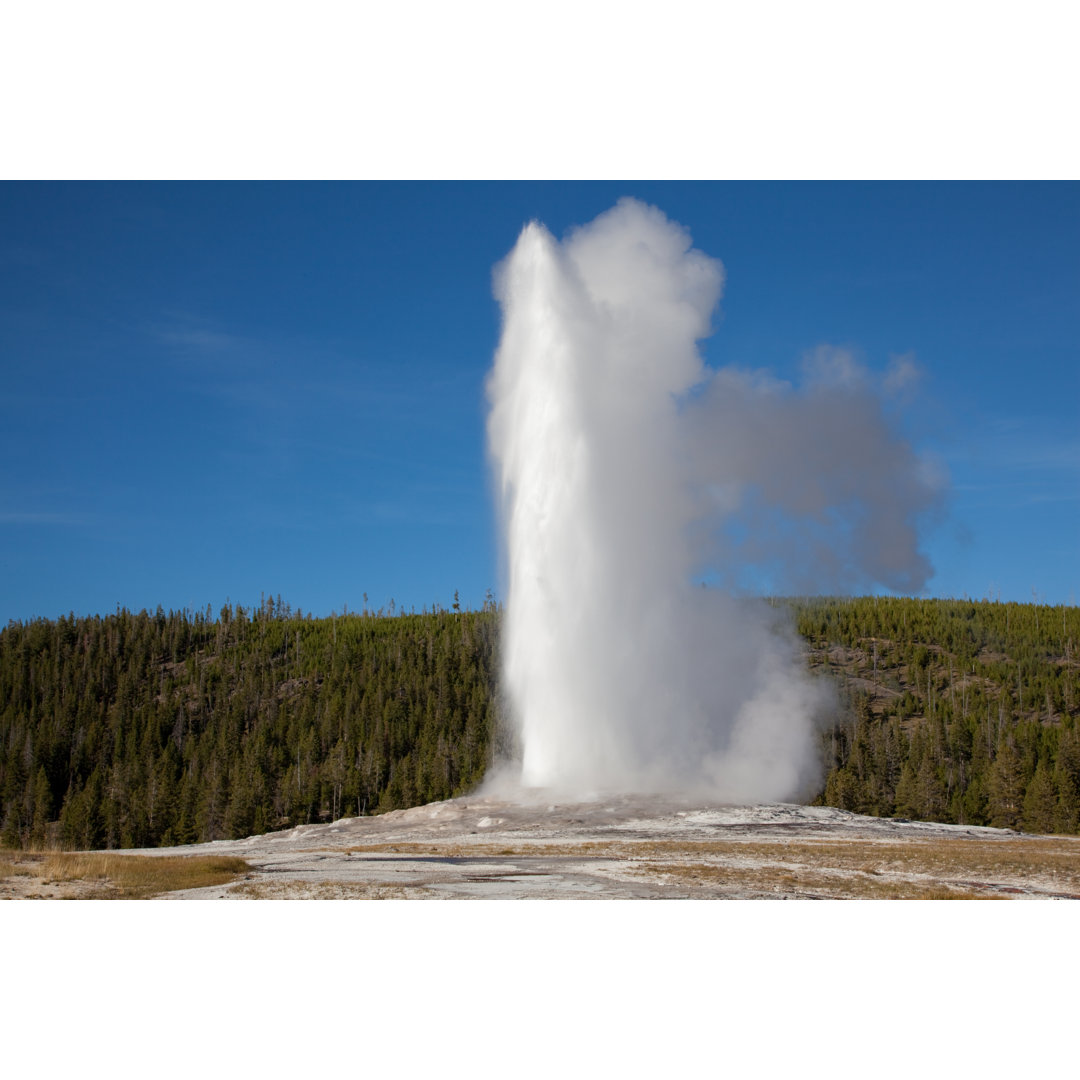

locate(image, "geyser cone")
[[486, 199, 941, 802]]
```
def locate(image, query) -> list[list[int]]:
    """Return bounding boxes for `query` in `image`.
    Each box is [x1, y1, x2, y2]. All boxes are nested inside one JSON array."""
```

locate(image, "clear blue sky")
[[1, 181, 1077, 622]]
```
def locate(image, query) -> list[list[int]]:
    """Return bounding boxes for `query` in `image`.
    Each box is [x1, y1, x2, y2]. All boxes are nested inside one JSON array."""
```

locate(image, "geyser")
[[486, 199, 941, 801]]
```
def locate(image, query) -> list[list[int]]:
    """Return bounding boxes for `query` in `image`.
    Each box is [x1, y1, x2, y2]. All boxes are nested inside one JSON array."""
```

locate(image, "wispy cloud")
[[153, 327, 247, 352], [0, 511, 85, 526], [955, 487, 1080, 511], [1024, 489, 1080, 504], [147, 313, 255, 361], [951, 415, 1080, 475], [1007, 440, 1080, 473]]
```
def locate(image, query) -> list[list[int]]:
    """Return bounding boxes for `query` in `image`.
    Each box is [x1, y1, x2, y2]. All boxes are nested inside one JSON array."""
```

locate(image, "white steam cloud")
[[485, 199, 943, 802]]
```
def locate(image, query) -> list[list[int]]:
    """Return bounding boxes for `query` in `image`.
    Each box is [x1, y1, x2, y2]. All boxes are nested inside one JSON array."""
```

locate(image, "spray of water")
[[486, 199, 942, 801]]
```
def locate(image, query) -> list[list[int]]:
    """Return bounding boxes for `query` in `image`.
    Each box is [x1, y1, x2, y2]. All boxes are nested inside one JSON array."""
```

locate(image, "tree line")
[[1, 598, 499, 849], [2, 594, 1078, 848]]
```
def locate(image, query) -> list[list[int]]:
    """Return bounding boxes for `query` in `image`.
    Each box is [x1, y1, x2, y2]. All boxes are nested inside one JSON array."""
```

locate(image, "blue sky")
[[1, 181, 1077, 622]]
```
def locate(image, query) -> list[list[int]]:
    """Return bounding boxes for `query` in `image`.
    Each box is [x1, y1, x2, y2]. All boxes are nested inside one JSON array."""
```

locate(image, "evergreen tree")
[[1022, 759, 1057, 834], [988, 740, 1024, 830]]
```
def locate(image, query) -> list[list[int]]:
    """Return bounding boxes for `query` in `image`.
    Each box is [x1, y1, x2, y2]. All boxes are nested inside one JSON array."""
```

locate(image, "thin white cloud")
[[153, 327, 246, 352], [148, 313, 254, 359], [0, 511, 84, 525]]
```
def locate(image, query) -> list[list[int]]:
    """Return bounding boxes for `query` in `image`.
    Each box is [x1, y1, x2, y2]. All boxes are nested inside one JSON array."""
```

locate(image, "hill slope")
[[794, 596, 1080, 832], [2, 596, 1077, 848]]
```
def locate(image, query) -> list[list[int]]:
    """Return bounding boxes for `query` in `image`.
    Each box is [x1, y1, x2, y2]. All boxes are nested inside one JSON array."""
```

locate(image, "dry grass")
[[622, 836, 1080, 885], [0, 849, 250, 899], [230, 880, 439, 900], [0, 855, 35, 878], [639, 860, 990, 899], [336, 840, 621, 857]]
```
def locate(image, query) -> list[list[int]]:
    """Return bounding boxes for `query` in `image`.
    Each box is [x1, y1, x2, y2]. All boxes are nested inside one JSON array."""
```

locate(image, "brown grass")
[[0, 857, 35, 879], [230, 880, 439, 900], [640, 860, 990, 899], [0, 849, 250, 899]]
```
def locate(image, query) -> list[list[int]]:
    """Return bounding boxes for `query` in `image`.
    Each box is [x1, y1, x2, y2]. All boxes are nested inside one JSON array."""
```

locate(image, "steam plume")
[[486, 199, 942, 801]]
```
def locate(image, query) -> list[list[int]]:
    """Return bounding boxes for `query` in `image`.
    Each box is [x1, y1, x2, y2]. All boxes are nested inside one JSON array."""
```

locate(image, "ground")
[[6, 795, 1075, 900]]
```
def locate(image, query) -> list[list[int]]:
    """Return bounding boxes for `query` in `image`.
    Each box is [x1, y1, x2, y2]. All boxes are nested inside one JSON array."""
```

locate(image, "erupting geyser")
[[486, 199, 941, 801]]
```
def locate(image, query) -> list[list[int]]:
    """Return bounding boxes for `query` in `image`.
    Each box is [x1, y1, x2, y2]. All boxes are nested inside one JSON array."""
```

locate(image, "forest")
[[1, 594, 1078, 848], [793, 595, 1080, 833], [0, 596, 500, 849]]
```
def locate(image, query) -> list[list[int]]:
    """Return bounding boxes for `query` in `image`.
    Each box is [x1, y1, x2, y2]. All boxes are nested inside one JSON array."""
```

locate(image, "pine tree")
[[916, 756, 948, 822], [824, 766, 862, 812], [30, 766, 51, 847], [894, 762, 919, 819], [988, 740, 1024, 829], [1021, 759, 1057, 834]]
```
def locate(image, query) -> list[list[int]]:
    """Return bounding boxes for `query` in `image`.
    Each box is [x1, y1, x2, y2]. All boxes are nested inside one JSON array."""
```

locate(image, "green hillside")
[[2, 595, 1077, 848], [795, 596, 1080, 832], [1, 598, 499, 849]]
